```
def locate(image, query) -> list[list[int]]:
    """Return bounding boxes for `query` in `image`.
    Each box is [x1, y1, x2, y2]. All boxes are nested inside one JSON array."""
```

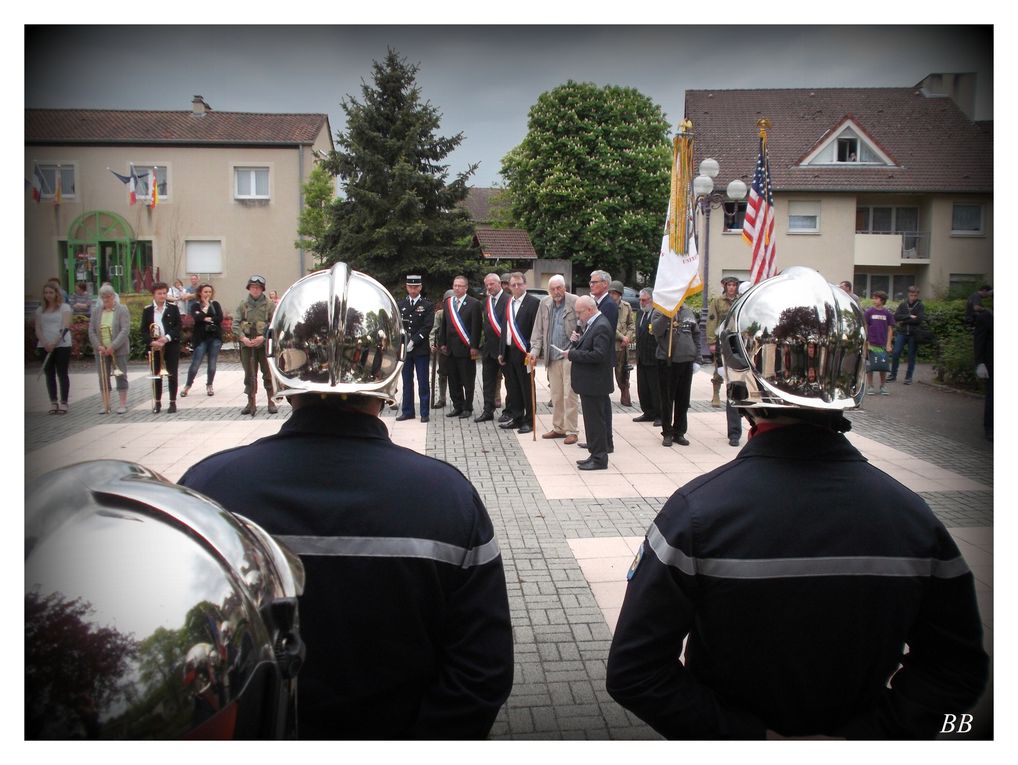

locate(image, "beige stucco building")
[[25, 96, 333, 310], [685, 74, 993, 301]]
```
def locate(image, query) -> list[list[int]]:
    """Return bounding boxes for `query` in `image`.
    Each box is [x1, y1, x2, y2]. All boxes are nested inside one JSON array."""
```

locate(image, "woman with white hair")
[[88, 283, 131, 413]]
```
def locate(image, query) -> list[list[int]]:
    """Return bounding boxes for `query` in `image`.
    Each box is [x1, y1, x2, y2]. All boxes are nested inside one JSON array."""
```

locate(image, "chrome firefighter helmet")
[[719, 266, 866, 410], [25, 460, 305, 739], [267, 263, 404, 405]]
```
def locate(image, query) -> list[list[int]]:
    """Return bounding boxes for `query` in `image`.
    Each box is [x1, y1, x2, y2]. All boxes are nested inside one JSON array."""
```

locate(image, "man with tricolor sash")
[[475, 273, 509, 422], [438, 275, 482, 418], [498, 272, 540, 434]]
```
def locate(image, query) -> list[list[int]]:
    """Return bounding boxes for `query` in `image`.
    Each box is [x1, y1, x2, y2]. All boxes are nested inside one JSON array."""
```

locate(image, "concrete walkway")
[[23, 359, 993, 740]]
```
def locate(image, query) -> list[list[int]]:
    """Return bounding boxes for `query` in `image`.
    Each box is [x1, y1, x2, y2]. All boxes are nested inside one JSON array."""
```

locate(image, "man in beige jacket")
[[528, 274, 580, 444]]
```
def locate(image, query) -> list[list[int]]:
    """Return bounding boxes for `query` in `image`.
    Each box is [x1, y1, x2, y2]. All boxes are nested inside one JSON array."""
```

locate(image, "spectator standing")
[[973, 304, 993, 442], [864, 291, 895, 396], [88, 284, 130, 414], [888, 286, 925, 384], [181, 283, 223, 398], [35, 282, 72, 415], [475, 273, 508, 422], [438, 275, 481, 418], [707, 276, 743, 446], [70, 281, 94, 318], [965, 284, 992, 326], [498, 272, 540, 434], [236, 274, 277, 416], [564, 295, 614, 470], [528, 274, 579, 444], [584, 270, 617, 453], [429, 290, 453, 409]]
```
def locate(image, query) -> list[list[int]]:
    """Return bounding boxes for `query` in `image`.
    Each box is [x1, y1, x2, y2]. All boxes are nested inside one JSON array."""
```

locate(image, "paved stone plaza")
[[24, 359, 994, 740]]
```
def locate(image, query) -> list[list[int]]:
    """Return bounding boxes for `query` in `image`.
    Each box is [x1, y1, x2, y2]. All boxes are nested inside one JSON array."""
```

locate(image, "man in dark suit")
[[396, 274, 435, 423], [438, 274, 482, 418], [476, 273, 508, 422], [564, 295, 615, 470], [581, 269, 617, 452], [632, 288, 661, 426], [498, 272, 540, 434], [141, 281, 182, 413]]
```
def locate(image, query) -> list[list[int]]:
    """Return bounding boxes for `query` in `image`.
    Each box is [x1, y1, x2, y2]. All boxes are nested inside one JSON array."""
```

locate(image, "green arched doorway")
[[65, 210, 151, 295]]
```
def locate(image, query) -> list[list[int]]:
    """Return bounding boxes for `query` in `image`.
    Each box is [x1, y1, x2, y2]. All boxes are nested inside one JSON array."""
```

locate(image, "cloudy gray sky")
[[25, 25, 993, 187]]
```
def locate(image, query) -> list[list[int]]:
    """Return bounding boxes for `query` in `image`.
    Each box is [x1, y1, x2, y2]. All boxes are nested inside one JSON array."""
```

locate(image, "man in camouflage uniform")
[[707, 275, 742, 446], [236, 274, 276, 416]]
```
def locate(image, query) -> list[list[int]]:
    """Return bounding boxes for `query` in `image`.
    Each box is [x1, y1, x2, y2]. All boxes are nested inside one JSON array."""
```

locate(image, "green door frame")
[[64, 210, 140, 295]]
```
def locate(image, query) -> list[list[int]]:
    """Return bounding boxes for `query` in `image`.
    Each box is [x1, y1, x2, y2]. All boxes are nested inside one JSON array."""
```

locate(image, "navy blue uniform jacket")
[[180, 405, 514, 739], [606, 424, 988, 739]]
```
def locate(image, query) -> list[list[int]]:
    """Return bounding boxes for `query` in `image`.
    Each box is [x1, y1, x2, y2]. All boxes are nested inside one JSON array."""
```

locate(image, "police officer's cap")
[[405, 275, 422, 286]]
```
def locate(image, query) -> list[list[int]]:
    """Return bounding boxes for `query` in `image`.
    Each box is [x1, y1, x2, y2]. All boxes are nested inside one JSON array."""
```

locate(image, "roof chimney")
[[191, 95, 212, 115]]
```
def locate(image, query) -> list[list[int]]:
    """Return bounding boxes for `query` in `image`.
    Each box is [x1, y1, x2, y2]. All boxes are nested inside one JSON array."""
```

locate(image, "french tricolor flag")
[[108, 166, 143, 205]]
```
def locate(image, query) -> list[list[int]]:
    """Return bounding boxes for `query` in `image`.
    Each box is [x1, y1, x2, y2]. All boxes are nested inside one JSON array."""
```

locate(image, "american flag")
[[742, 135, 777, 282]]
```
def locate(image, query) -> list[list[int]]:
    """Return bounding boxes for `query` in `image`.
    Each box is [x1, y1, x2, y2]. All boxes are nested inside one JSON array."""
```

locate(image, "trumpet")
[[100, 325, 125, 378]]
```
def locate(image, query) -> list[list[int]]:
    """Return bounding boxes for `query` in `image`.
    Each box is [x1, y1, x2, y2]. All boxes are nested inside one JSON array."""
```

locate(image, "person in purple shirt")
[[864, 291, 895, 395]]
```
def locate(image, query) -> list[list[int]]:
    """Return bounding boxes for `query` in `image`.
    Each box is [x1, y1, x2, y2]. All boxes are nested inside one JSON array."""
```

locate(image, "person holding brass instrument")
[[141, 281, 182, 414], [88, 283, 130, 414], [35, 282, 73, 415], [181, 283, 223, 398], [236, 274, 276, 416]]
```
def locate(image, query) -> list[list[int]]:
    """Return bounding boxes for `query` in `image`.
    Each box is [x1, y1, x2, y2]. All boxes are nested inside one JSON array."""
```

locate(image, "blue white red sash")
[[486, 295, 502, 337], [505, 298, 529, 353], [447, 296, 471, 346]]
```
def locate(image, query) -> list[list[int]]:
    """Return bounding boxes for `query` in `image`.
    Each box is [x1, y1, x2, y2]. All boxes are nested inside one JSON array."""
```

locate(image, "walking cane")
[[529, 358, 537, 441]]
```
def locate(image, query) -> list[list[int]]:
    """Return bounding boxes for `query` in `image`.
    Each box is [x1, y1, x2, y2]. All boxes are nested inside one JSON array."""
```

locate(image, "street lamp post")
[[693, 159, 747, 360]]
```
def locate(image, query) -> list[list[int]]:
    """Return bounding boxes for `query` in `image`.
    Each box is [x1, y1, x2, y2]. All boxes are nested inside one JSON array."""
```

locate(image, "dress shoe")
[[578, 461, 607, 471], [542, 431, 566, 439], [498, 413, 512, 423], [458, 410, 473, 419], [577, 442, 612, 453], [578, 442, 587, 449], [153, 402, 162, 414], [563, 434, 578, 445], [395, 413, 414, 421], [576, 457, 593, 465], [632, 413, 655, 422], [729, 437, 740, 447], [432, 399, 446, 409], [474, 412, 494, 422], [446, 409, 463, 418], [653, 419, 662, 427], [421, 416, 429, 423], [517, 424, 533, 434], [500, 419, 522, 430], [675, 435, 690, 446], [167, 401, 177, 414], [662, 435, 673, 447]]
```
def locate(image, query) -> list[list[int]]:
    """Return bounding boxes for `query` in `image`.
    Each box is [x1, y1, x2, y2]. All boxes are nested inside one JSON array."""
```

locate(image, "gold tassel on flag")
[[668, 120, 694, 256]]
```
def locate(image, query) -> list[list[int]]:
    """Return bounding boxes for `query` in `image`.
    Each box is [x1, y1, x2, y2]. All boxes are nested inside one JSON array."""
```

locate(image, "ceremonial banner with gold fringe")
[[652, 121, 701, 317]]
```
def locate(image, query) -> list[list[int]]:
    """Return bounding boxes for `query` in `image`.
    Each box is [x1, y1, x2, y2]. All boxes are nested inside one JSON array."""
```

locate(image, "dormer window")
[[799, 117, 896, 168], [837, 137, 859, 163]]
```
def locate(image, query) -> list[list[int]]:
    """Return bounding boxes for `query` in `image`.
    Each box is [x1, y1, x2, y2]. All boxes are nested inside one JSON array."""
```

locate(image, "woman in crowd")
[[181, 282, 223, 397], [35, 282, 73, 414], [268, 289, 281, 305], [88, 283, 131, 414], [168, 278, 187, 309]]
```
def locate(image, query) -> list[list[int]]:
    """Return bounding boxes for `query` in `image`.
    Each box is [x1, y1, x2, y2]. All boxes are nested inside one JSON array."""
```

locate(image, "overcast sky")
[[25, 25, 993, 187]]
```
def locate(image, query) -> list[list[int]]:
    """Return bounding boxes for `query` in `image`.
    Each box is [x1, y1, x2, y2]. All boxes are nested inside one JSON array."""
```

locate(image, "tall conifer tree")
[[319, 49, 477, 290]]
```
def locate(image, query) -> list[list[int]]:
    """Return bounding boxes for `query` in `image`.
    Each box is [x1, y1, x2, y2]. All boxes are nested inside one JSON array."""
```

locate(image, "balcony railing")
[[854, 230, 929, 262]]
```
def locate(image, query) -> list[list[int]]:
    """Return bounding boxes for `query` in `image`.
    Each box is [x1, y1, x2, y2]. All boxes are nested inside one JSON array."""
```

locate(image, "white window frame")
[[234, 166, 271, 200], [132, 164, 170, 202], [787, 201, 820, 234], [35, 162, 78, 199], [950, 203, 984, 236], [185, 239, 224, 274]]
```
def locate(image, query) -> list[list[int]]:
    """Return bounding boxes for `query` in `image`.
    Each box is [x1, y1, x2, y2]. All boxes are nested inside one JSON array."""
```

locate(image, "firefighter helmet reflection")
[[267, 263, 404, 405], [719, 266, 866, 410], [25, 460, 304, 739]]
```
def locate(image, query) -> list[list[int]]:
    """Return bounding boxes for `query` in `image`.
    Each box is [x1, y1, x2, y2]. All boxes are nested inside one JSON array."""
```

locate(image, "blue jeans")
[[890, 332, 917, 380], [186, 337, 222, 387]]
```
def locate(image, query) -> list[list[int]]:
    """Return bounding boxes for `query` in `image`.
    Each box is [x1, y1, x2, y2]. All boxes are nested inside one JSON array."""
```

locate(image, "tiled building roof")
[[26, 108, 330, 146], [460, 186, 506, 223], [473, 228, 537, 260], [684, 88, 992, 194]]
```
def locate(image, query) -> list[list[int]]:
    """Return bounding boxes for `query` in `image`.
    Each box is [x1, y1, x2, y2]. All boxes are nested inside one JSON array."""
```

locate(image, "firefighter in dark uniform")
[[180, 264, 513, 739], [606, 267, 988, 739], [707, 275, 743, 446], [396, 274, 434, 423]]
